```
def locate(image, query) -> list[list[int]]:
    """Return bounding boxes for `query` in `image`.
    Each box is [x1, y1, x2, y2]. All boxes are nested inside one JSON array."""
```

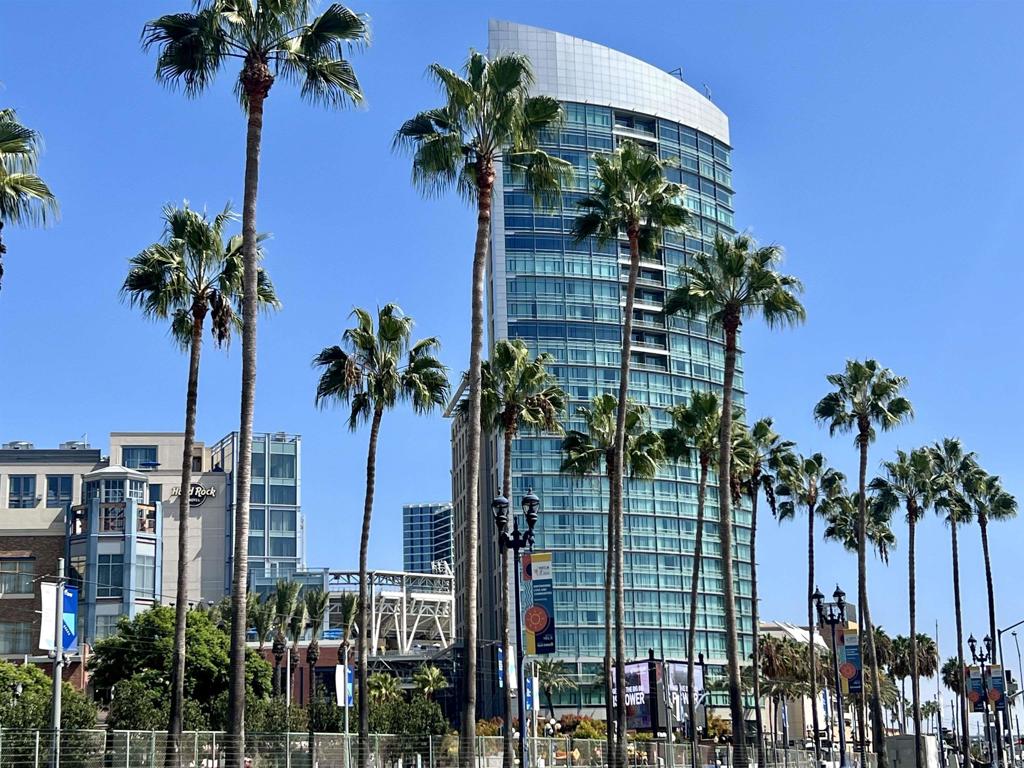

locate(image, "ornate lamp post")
[[969, 633, 999, 768], [493, 489, 541, 767], [815, 585, 850, 768]]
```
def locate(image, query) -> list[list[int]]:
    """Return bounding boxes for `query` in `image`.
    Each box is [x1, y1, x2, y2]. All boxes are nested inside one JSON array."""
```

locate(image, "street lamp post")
[[493, 489, 541, 768], [969, 634, 999, 768], [815, 585, 850, 768]]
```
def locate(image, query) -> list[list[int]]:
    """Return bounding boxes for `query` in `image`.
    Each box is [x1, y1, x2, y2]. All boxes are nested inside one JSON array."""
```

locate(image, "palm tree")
[[0, 108, 58, 290], [931, 437, 979, 759], [665, 233, 805, 763], [304, 588, 330, 692], [367, 672, 402, 707], [571, 140, 687, 765], [395, 54, 569, 763], [736, 418, 797, 767], [479, 338, 565, 768], [915, 634, 939, 681], [776, 453, 845, 764], [335, 592, 359, 733], [870, 447, 935, 765], [142, 7, 369, 755], [314, 304, 448, 767], [890, 635, 913, 732], [822, 493, 897, 564], [287, 599, 307, 699], [122, 202, 278, 751], [941, 657, 964, 697], [248, 592, 274, 653], [271, 579, 302, 696], [413, 664, 449, 701], [537, 659, 578, 720], [661, 391, 720, 760], [561, 394, 663, 764], [815, 359, 913, 764]]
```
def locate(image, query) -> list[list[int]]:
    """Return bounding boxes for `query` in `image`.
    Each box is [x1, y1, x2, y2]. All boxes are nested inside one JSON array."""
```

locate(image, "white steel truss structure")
[[326, 569, 453, 657]]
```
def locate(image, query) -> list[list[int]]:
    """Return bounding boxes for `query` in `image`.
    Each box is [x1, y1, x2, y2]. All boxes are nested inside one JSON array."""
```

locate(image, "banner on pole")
[[334, 664, 353, 707], [988, 665, 1006, 713], [39, 583, 78, 652], [841, 629, 863, 694], [522, 552, 556, 655], [62, 586, 78, 653], [968, 665, 986, 713]]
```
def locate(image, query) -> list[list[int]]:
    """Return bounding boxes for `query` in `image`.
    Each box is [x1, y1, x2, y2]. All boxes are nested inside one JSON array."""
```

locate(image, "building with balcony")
[[451, 21, 752, 718]]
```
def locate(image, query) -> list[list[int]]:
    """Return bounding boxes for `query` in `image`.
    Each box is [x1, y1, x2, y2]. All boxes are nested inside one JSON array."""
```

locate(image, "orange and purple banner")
[[522, 551, 556, 655]]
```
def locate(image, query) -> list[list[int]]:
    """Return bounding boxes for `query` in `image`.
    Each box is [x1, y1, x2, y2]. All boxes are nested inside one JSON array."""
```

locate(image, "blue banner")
[[497, 646, 505, 689], [989, 666, 1007, 713], [62, 586, 78, 653], [968, 666, 986, 713], [843, 631, 863, 695], [523, 552, 556, 655]]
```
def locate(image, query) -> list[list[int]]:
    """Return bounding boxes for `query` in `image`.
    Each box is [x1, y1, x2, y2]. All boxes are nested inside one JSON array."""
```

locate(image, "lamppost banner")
[[988, 665, 1006, 713], [522, 552, 556, 654], [967, 666, 986, 713], [840, 628, 863, 694]]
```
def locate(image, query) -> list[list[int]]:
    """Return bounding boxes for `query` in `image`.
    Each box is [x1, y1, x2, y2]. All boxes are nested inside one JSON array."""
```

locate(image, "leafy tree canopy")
[[0, 658, 96, 729]]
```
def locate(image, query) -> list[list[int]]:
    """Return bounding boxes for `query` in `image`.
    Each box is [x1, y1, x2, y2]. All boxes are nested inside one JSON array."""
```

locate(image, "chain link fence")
[[0, 731, 879, 768]]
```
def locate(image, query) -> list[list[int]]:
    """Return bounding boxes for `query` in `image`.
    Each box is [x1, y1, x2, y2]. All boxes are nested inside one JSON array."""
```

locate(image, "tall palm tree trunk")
[[358, 407, 384, 768], [979, 516, 1006, 766], [501, 429, 515, 768], [688, 458, 709, 767], [612, 225, 642, 768], [228, 59, 273, 768], [461, 166, 494, 768], [950, 522, 970, 759], [857, 430, 887, 765], [807, 505, 822, 765], [166, 308, 204, 768], [605, 460, 616, 768], [720, 316, 747, 766], [750, 488, 766, 768], [909, 512, 923, 768]]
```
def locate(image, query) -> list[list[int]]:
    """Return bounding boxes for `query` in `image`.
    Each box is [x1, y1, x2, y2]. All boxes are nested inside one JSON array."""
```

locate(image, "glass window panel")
[[122, 446, 157, 469], [46, 475, 73, 508], [8, 475, 36, 508]]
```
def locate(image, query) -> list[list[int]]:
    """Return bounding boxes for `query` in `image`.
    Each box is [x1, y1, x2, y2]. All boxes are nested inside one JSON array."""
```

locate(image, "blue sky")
[[3, 1, 1024, 668]]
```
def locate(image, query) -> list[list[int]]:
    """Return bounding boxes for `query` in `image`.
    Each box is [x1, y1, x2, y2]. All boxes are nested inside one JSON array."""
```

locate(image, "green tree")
[[665, 233, 805, 763], [413, 664, 449, 701], [661, 391, 721, 760], [870, 447, 935, 764], [536, 659, 578, 720], [941, 657, 964, 696], [271, 579, 302, 696], [570, 139, 687, 766], [736, 418, 797, 767], [823, 493, 898, 564], [776, 452, 845, 762], [142, 6, 369, 758], [479, 338, 565, 768], [395, 53, 569, 765], [0, 108, 58, 290], [815, 358, 913, 764], [931, 437, 979, 758], [367, 672, 402, 707], [122, 202, 278, 749], [561, 394, 662, 764], [0, 658, 96, 729], [314, 304, 448, 765], [248, 592, 275, 653], [286, 597, 307, 700]]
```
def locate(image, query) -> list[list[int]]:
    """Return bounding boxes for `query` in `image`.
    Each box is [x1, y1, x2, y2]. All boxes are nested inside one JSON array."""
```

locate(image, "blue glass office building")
[[404, 502, 454, 574], [477, 22, 753, 714]]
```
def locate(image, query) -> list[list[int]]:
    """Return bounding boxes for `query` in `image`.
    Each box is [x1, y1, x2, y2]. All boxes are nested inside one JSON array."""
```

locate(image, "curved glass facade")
[[476, 22, 753, 715]]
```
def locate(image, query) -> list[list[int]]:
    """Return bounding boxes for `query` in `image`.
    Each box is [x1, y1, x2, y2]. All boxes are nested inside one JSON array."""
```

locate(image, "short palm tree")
[[304, 588, 330, 680], [823, 493, 897, 563], [736, 418, 797, 768], [335, 592, 358, 731], [413, 664, 449, 701], [561, 394, 662, 763], [871, 447, 935, 763], [571, 140, 687, 765], [479, 338, 565, 768], [537, 658, 578, 720], [931, 437, 978, 758], [0, 108, 58, 290], [941, 657, 964, 697], [815, 359, 912, 764], [661, 391, 720, 759], [367, 672, 402, 707], [271, 579, 302, 696], [665, 233, 805, 762], [248, 592, 274, 653], [890, 635, 913, 732], [142, 7, 369, 754], [395, 54, 569, 763], [287, 599, 306, 693], [776, 452, 845, 763], [314, 304, 448, 766], [122, 202, 278, 746]]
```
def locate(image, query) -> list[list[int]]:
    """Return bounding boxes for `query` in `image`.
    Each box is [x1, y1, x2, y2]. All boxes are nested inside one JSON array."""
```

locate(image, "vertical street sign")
[[522, 552, 556, 655]]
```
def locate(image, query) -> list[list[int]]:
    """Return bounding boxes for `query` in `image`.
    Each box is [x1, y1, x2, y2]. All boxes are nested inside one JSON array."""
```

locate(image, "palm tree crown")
[[122, 203, 279, 344], [814, 360, 914, 446], [480, 339, 566, 440], [0, 108, 59, 289], [870, 448, 935, 526], [560, 394, 663, 480], [823, 492, 897, 563], [142, 1, 368, 108], [313, 304, 449, 424], [413, 664, 449, 700], [394, 51, 570, 200]]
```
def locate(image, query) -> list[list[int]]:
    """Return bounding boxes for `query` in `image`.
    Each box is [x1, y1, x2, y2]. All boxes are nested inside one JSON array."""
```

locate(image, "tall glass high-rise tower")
[[462, 21, 754, 717]]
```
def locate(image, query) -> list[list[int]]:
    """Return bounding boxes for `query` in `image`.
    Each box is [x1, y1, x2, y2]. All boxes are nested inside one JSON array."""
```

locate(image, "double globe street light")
[[968, 633, 999, 768], [493, 489, 541, 768], [814, 584, 850, 768]]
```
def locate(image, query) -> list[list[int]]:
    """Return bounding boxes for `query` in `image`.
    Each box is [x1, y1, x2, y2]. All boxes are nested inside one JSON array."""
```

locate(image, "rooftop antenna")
[[668, 67, 684, 81], [703, 83, 712, 101]]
